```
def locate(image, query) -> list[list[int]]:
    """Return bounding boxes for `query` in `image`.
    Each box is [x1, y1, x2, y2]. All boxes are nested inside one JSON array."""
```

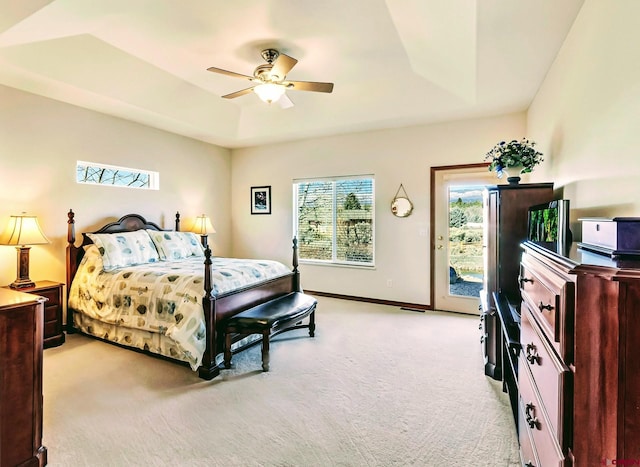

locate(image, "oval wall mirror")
[[391, 197, 413, 217], [391, 184, 413, 217]]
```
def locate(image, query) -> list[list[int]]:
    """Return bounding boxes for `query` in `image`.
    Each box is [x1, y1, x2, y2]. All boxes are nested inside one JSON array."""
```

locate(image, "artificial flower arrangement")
[[484, 138, 544, 178]]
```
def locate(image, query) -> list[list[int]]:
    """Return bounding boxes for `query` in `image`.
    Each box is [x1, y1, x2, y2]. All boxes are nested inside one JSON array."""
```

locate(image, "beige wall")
[[527, 0, 640, 236], [11, 0, 633, 307], [0, 85, 232, 288], [231, 113, 526, 305]]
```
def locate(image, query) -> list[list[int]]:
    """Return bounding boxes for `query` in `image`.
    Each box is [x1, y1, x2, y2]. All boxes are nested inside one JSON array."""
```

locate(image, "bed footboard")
[[197, 238, 301, 380]]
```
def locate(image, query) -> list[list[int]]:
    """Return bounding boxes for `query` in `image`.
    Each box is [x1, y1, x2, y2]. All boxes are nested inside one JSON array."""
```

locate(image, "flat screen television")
[[527, 199, 572, 254]]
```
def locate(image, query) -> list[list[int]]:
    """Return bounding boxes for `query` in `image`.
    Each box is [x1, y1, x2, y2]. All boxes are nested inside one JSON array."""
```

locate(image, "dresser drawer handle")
[[538, 301, 554, 312], [519, 275, 534, 287], [525, 343, 540, 365], [525, 402, 540, 430]]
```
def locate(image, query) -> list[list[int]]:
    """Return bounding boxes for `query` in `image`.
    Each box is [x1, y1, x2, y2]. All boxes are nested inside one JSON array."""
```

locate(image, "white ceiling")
[[0, 0, 584, 148]]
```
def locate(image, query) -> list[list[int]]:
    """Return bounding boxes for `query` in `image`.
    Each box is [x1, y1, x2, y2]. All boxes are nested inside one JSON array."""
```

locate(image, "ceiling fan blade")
[[278, 93, 294, 109], [270, 53, 298, 80], [207, 66, 254, 81], [286, 80, 334, 93], [222, 87, 255, 99]]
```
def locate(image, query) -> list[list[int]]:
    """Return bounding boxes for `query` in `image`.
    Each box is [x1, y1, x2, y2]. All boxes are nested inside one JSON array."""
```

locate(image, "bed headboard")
[[89, 213, 167, 233], [65, 209, 181, 295]]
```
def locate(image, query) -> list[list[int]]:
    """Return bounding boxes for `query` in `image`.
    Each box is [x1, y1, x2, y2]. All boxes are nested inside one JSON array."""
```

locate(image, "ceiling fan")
[[207, 48, 334, 107]]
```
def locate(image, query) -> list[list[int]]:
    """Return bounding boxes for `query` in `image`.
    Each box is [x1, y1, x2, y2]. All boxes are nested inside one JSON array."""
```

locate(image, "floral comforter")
[[68, 245, 291, 370]]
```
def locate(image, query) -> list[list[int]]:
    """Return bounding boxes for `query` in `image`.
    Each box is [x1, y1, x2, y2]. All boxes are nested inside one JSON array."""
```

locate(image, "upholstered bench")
[[223, 292, 317, 372]]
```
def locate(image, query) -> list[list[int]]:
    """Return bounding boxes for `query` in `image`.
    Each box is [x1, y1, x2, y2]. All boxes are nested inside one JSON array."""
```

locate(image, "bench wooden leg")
[[308, 309, 316, 337], [224, 330, 232, 369], [261, 330, 270, 372]]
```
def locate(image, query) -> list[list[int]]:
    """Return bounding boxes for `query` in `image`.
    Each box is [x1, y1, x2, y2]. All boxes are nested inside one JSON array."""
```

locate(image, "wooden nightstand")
[[5, 281, 65, 348]]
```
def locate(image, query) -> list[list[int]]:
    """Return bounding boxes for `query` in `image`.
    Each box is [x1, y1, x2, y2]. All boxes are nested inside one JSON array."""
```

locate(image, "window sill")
[[299, 260, 376, 270]]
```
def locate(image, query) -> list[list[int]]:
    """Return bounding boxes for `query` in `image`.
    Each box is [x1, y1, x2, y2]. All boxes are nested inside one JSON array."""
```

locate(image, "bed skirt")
[[72, 311, 260, 371]]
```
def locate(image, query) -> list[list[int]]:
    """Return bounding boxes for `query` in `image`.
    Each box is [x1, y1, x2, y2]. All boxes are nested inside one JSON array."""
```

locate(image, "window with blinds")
[[294, 176, 374, 266]]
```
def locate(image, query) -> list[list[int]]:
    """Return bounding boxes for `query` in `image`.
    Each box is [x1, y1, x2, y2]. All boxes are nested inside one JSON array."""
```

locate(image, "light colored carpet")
[[42, 296, 519, 466]]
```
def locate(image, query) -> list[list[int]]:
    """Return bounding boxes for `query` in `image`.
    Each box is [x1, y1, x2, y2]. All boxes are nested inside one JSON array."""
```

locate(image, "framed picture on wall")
[[251, 186, 271, 215]]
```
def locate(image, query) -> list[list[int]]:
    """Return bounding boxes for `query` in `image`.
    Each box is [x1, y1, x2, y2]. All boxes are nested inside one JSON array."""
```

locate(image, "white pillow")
[[177, 232, 205, 257], [146, 230, 204, 260], [86, 230, 159, 270]]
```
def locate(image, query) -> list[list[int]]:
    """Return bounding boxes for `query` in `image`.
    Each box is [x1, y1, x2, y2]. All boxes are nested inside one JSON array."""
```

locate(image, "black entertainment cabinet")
[[493, 291, 521, 424], [480, 182, 554, 385]]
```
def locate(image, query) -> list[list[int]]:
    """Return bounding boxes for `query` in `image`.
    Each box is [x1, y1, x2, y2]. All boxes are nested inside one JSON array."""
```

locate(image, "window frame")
[[76, 160, 159, 190], [293, 175, 375, 267]]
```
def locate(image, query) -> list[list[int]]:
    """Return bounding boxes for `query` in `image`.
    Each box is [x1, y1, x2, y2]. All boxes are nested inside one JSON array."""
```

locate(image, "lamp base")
[[12, 246, 35, 289], [9, 278, 35, 289]]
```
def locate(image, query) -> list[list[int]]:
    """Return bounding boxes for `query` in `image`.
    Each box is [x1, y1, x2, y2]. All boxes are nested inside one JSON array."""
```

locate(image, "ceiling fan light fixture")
[[254, 83, 286, 104]]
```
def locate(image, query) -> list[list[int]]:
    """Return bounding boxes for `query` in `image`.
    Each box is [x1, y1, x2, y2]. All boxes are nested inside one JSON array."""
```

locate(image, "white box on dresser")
[[579, 217, 640, 256]]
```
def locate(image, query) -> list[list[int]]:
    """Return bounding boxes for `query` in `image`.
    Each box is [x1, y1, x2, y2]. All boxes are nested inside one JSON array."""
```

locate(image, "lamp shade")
[[192, 215, 216, 236], [253, 83, 285, 104], [0, 214, 50, 246], [0, 214, 49, 289]]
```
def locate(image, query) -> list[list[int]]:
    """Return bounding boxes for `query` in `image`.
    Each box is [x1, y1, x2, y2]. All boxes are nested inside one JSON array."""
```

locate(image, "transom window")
[[76, 161, 159, 190], [294, 176, 375, 266]]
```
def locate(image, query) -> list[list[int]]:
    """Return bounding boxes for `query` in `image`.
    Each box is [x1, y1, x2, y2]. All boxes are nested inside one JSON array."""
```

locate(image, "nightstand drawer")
[[44, 319, 58, 338], [35, 287, 60, 305], [520, 304, 570, 444], [44, 303, 59, 322], [5, 281, 66, 348]]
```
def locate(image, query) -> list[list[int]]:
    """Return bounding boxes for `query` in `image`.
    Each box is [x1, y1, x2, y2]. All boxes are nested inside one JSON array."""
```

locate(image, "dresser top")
[[0, 288, 45, 311], [523, 240, 640, 276]]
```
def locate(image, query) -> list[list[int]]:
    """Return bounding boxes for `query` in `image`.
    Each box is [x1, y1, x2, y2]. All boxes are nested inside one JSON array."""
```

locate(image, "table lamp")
[[0, 213, 50, 289], [192, 214, 216, 248]]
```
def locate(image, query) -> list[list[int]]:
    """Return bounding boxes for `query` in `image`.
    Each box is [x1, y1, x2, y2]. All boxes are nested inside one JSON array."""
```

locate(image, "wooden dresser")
[[0, 288, 47, 467], [518, 241, 640, 466]]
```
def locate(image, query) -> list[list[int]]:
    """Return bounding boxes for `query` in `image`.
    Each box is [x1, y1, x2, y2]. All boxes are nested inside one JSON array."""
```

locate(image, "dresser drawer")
[[519, 407, 540, 467], [520, 304, 571, 445], [519, 364, 565, 467], [520, 256, 574, 362]]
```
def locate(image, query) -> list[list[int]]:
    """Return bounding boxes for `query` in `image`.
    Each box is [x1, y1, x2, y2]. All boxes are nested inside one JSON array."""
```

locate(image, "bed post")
[[66, 209, 78, 333], [175, 212, 180, 231], [198, 246, 219, 380], [292, 237, 302, 292], [66, 210, 76, 292]]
